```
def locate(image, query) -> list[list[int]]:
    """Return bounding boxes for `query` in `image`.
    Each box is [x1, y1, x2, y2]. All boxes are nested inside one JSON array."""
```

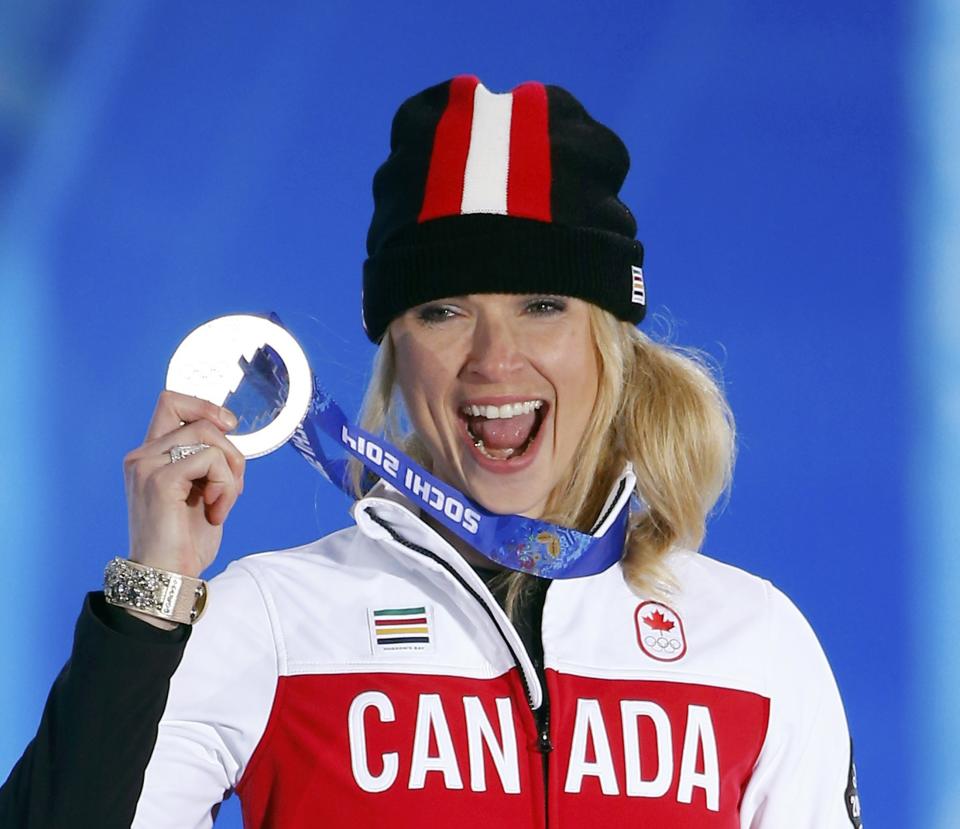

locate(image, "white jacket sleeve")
[[739, 583, 862, 828], [131, 561, 279, 829]]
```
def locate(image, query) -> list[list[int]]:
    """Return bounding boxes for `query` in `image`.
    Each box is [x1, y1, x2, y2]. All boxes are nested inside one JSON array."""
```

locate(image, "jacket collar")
[[351, 483, 545, 708]]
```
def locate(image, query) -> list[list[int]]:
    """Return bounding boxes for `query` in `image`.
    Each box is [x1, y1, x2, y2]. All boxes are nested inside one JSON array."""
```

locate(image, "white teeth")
[[461, 400, 544, 420]]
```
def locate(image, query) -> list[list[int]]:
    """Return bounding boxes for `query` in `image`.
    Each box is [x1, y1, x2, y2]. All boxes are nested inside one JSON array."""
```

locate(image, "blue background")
[[2, 1, 955, 825]]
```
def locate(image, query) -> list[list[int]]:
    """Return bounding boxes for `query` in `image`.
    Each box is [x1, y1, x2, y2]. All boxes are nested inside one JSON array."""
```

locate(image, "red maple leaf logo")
[[642, 609, 675, 632]]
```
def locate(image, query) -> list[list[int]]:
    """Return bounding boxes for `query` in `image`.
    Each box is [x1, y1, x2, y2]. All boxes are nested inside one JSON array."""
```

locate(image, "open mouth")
[[459, 400, 547, 461]]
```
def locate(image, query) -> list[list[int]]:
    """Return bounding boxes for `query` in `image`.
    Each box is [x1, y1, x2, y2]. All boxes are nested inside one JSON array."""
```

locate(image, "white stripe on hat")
[[460, 83, 513, 215]]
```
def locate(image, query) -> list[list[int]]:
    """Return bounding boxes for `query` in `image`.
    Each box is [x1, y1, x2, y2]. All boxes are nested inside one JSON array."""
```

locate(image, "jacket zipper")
[[365, 508, 552, 824], [538, 707, 552, 826]]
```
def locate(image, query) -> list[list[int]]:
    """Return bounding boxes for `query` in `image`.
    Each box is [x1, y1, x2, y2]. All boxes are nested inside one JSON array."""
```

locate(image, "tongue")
[[472, 412, 537, 449]]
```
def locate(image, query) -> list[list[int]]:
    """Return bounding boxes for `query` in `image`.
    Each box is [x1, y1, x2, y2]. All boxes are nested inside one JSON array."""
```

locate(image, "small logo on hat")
[[631, 265, 646, 306], [635, 600, 686, 661]]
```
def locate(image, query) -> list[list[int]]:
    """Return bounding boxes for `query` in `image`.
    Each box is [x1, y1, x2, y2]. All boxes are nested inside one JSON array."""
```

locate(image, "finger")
[[152, 445, 240, 524], [145, 390, 238, 443], [196, 452, 241, 526], [205, 476, 240, 526], [145, 418, 246, 484]]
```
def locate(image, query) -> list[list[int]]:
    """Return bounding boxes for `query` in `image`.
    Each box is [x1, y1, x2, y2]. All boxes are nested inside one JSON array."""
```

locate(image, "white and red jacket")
[[116, 480, 860, 828]]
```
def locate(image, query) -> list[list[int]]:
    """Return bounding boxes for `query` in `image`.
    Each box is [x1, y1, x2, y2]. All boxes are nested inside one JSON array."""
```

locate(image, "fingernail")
[[221, 408, 238, 429]]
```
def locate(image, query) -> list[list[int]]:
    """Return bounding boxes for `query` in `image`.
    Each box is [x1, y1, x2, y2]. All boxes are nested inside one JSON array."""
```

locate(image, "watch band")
[[104, 557, 208, 625]]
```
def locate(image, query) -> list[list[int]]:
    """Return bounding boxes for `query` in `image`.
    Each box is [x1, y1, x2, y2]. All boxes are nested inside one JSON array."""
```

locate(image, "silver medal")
[[165, 314, 313, 459]]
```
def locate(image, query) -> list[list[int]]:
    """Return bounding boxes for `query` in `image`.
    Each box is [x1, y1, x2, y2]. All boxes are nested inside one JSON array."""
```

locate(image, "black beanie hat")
[[361, 75, 645, 342]]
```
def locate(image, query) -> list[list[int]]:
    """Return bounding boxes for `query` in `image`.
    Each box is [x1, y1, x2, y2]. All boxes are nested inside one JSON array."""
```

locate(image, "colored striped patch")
[[631, 265, 646, 306], [369, 605, 433, 653]]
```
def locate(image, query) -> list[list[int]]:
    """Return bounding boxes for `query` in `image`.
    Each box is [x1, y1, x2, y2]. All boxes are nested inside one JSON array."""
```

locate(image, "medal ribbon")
[[250, 317, 632, 578]]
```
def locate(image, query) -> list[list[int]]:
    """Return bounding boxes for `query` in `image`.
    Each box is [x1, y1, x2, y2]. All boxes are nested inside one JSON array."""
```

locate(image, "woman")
[[0, 76, 861, 827]]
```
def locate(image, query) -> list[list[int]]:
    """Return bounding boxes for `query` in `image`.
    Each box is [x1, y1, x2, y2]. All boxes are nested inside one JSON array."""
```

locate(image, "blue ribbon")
[[249, 317, 631, 578]]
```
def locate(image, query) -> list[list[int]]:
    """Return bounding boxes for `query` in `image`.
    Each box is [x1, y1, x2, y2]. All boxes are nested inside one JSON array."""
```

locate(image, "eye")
[[415, 303, 460, 325], [524, 296, 568, 316]]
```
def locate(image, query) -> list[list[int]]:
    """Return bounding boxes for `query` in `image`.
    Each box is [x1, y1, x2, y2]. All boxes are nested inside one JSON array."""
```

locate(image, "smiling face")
[[390, 293, 600, 518]]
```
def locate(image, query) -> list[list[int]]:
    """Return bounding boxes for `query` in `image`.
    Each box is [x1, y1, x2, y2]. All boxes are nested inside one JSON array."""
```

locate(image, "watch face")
[[165, 314, 314, 459]]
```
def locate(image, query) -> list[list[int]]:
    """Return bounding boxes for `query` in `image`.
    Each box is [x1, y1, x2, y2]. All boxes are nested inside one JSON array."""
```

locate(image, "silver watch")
[[104, 557, 208, 625]]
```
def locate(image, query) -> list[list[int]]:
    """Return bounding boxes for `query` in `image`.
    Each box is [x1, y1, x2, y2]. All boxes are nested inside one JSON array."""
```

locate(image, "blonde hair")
[[349, 305, 735, 617]]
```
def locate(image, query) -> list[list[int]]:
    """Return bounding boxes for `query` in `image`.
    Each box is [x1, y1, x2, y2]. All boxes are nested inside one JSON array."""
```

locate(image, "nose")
[[461, 309, 526, 382]]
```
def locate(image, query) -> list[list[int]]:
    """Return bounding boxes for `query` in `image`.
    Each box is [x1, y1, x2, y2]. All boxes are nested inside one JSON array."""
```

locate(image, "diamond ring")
[[168, 443, 211, 464]]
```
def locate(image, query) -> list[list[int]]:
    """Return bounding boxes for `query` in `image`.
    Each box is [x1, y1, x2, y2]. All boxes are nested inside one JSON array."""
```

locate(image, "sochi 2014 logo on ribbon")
[[635, 601, 687, 662]]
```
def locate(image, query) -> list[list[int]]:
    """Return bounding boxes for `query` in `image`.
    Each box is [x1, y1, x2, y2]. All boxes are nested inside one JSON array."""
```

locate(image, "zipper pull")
[[537, 728, 553, 753]]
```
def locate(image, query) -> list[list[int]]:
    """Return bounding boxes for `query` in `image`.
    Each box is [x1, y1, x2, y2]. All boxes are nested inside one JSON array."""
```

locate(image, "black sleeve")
[[0, 592, 191, 829]]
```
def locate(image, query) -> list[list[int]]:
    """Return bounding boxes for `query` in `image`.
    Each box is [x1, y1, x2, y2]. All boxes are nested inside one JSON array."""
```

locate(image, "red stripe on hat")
[[418, 75, 479, 222], [507, 82, 551, 221]]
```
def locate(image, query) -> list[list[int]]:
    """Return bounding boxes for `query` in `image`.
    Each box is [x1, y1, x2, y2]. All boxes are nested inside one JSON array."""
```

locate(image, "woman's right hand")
[[123, 391, 246, 587]]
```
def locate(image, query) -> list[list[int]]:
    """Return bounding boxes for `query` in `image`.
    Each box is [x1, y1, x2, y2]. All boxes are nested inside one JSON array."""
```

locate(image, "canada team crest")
[[635, 601, 687, 662]]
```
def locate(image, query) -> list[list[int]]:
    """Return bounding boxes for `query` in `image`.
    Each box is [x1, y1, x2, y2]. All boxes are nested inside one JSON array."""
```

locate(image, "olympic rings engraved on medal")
[[169, 443, 211, 463]]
